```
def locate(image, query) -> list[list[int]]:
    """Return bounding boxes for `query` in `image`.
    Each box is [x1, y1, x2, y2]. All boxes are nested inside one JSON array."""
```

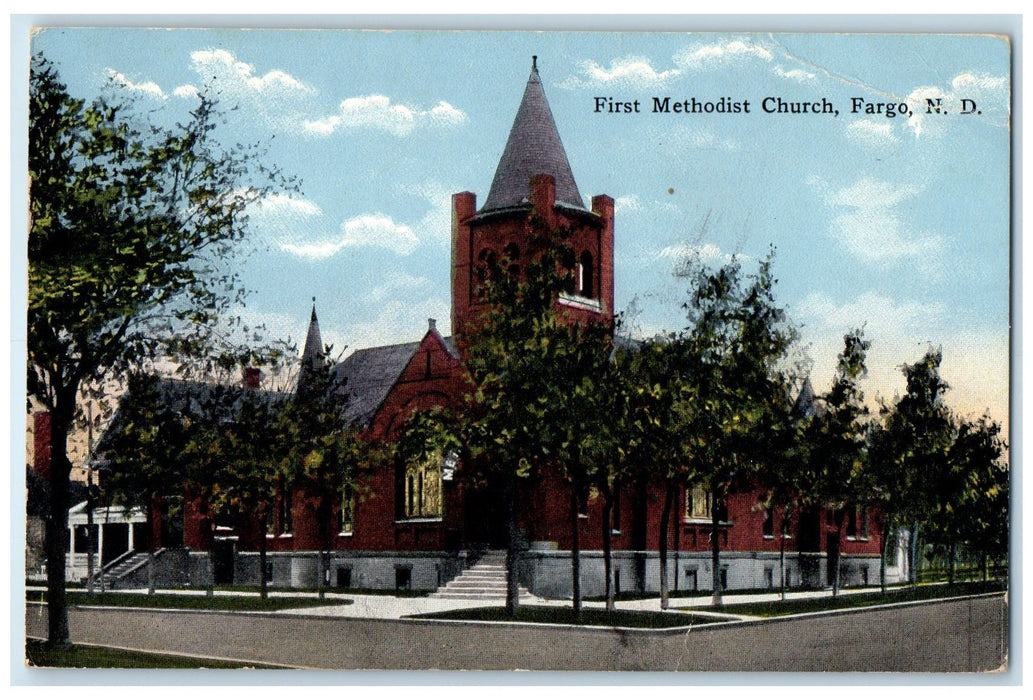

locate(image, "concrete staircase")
[[430, 551, 535, 601], [89, 550, 152, 590]]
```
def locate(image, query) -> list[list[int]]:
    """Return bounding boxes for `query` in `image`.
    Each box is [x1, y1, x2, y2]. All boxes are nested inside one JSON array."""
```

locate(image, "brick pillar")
[[451, 191, 477, 344], [530, 174, 557, 226], [591, 194, 615, 316]]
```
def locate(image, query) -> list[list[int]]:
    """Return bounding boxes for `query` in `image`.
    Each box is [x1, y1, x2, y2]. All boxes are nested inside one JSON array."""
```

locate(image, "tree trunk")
[[832, 510, 846, 598], [259, 523, 268, 600], [44, 413, 73, 648], [570, 485, 581, 616], [658, 482, 675, 610], [601, 482, 614, 613], [910, 522, 920, 586], [779, 509, 787, 602], [505, 476, 520, 617], [948, 541, 957, 585], [710, 481, 723, 607], [880, 520, 890, 594]]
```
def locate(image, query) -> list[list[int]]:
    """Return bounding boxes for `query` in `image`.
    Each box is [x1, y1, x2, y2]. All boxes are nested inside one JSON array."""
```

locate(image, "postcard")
[[21, 26, 1011, 674]]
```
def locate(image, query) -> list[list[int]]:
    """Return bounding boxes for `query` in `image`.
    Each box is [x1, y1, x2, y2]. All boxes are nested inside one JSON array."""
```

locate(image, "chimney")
[[428, 318, 437, 332], [243, 366, 262, 389]]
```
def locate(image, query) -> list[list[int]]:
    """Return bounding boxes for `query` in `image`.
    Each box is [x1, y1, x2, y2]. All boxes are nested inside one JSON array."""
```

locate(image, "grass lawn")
[[29, 590, 352, 612], [682, 580, 1007, 618], [25, 640, 282, 669], [411, 605, 717, 628]]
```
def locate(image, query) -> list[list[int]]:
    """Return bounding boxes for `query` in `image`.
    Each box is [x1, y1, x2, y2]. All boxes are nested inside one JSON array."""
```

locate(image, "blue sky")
[[28, 29, 1011, 429]]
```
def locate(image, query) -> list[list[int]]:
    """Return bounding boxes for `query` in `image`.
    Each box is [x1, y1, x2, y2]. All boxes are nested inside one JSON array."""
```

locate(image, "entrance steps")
[[88, 550, 154, 590], [430, 551, 535, 601]]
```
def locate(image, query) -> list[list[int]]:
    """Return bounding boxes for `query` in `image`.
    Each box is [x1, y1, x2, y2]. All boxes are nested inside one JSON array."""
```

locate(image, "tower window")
[[579, 251, 594, 298]]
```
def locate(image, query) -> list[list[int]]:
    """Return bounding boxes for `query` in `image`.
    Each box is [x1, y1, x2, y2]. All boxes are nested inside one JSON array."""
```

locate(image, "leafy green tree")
[[278, 348, 377, 598], [870, 349, 954, 588], [98, 373, 194, 594], [676, 253, 796, 606], [796, 330, 871, 596], [460, 219, 614, 616], [610, 337, 693, 610], [951, 415, 1009, 579], [28, 56, 293, 645], [199, 383, 286, 600]]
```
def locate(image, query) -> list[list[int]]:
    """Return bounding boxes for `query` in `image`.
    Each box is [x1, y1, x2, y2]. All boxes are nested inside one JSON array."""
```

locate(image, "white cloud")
[[772, 65, 816, 83], [818, 177, 944, 266], [674, 39, 774, 70], [614, 195, 642, 214], [845, 118, 897, 145], [279, 214, 419, 259], [400, 180, 460, 246], [107, 69, 167, 100], [173, 84, 199, 99], [253, 193, 323, 217], [303, 95, 466, 137], [561, 56, 680, 89], [905, 70, 1009, 137], [190, 49, 314, 96]]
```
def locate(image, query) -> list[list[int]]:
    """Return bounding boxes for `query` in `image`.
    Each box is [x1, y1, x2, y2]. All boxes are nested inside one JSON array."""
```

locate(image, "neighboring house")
[[65, 58, 899, 595]]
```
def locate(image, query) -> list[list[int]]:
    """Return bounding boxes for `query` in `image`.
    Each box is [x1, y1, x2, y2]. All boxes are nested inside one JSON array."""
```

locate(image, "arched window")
[[579, 250, 594, 298], [404, 452, 443, 519], [339, 484, 355, 534], [504, 242, 521, 279], [475, 248, 497, 298]]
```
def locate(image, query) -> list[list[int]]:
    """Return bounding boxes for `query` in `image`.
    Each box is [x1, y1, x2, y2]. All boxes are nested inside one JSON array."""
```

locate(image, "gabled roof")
[[480, 57, 586, 214], [334, 333, 459, 428]]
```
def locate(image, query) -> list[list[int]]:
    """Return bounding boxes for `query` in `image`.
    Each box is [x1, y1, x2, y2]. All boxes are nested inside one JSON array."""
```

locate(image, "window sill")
[[266, 533, 293, 539], [395, 517, 444, 524], [845, 537, 870, 542], [338, 531, 354, 537], [558, 293, 603, 312], [682, 519, 733, 526]]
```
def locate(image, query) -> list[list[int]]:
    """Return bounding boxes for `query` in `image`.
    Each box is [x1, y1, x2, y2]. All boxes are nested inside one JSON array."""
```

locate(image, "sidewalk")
[[27, 583, 896, 620]]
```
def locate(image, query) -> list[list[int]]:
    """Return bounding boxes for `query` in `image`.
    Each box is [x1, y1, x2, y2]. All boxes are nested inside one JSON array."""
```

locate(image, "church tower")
[[451, 57, 615, 343]]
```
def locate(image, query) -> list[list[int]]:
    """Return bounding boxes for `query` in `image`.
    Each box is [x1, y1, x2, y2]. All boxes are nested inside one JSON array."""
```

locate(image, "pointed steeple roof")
[[301, 300, 324, 367], [297, 300, 326, 396], [794, 377, 817, 417], [480, 56, 586, 214]]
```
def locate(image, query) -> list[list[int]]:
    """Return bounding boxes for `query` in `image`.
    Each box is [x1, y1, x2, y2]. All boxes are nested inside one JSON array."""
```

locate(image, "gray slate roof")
[[334, 335, 458, 428], [480, 58, 586, 214]]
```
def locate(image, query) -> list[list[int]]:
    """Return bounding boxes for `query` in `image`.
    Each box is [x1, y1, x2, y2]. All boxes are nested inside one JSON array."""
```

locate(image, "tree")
[[611, 337, 692, 610], [460, 217, 614, 616], [98, 373, 195, 595], [951, 415, 1009, 580], [28, 56, 293, 645], [676, 252, 796, 606], [796, 330, 872, 596], [870, 349, 954, 588], [278, 348, 378, 598]]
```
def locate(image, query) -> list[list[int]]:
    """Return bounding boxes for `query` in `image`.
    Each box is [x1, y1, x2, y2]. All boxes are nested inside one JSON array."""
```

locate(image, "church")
[[68, 58, 905, 597]]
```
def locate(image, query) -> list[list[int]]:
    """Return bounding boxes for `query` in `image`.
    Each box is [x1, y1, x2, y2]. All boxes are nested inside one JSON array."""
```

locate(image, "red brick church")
[[69, 58, 904, 596]]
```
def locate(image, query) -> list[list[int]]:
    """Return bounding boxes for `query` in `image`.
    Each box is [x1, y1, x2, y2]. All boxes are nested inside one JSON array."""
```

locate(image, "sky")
[[27, 28, 1011, 431]]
